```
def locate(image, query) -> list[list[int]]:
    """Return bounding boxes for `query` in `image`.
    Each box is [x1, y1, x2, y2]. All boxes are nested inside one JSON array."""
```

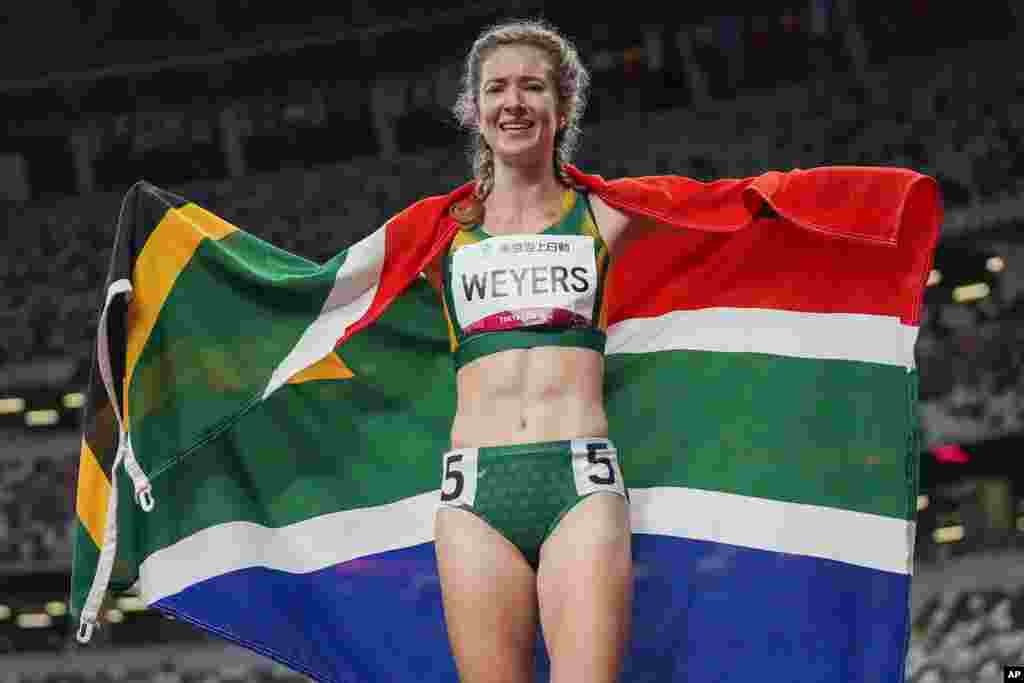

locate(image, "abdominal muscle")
[[450, 345, 608, 449]]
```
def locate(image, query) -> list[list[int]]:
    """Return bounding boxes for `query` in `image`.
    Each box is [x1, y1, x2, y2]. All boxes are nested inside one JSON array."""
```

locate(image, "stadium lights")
[[24, 409, 60, 427], [0, 397, 26, 414], [933, 525, 965, 544], [0, 605, 10, 621], [952, 282, 990, 303], [116, 596, 147, 612], [45, 601, 67, 617], [986, 256, 1005, 273], [926, 269, 942, 286], [16, 613, 53, 629], [63, 392, 86, 409], [917, 495, 929, 511]]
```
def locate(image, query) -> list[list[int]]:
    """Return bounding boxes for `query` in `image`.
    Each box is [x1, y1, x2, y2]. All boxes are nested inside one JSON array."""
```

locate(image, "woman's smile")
[[501, 121, 535, 132]]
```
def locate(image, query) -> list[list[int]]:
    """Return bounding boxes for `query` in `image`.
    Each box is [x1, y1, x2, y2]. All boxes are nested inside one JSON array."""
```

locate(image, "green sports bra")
[[440, 188, 612, 371]]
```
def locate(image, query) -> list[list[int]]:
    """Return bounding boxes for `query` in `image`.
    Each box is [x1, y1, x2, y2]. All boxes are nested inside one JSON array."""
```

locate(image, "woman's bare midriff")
[[450, 345, 608, 449]]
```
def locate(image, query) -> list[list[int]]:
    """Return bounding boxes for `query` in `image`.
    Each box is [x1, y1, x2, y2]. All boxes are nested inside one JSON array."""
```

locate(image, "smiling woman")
[[434, 18, 634, 683]]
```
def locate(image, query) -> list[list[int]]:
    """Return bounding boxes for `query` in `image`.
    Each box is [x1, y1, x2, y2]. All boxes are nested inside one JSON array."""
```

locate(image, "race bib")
[[569, 439, 626, 498], [450, 234, 598, 334], [438, 448, 479, 508]]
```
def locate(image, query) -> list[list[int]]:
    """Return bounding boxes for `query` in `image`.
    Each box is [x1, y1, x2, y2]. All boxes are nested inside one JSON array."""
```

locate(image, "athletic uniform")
[[436, 188, 629, 569]]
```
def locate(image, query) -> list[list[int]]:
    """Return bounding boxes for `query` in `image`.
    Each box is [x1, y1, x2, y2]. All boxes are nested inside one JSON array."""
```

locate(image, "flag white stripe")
[[139, 490, 437, 603], [632, 487, 914, 576], [139, 487, 911, 604], [266, 277, 917, 402], [262, 226, 388, 399], [607, 308, 918, 369]]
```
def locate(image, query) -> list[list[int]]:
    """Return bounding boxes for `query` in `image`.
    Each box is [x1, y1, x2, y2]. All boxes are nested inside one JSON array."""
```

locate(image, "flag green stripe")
[[120, 356, 911, 570], [129, 231, 342, 478], [605, 351, 916, 521], [70, 521, 100, 618], [115, 281, 458, 570], [115, 377, 452, 573], [120, 271, 914, 575], [337, 275, 452, 384]]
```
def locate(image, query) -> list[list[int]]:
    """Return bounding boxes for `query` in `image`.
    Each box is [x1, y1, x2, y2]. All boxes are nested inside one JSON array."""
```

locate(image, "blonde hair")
[[452, 18, 591, 200]]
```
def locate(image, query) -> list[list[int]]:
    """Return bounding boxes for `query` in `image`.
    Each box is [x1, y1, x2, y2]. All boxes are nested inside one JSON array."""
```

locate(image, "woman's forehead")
[[480, 45, 553, 81]]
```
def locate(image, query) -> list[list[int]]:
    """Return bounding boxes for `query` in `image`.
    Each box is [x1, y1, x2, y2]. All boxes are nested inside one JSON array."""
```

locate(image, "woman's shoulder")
[[586, 192, 648, 259]]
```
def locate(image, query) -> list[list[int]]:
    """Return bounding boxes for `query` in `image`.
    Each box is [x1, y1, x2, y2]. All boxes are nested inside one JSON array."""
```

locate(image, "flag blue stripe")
[[155, 535, 910, 683]]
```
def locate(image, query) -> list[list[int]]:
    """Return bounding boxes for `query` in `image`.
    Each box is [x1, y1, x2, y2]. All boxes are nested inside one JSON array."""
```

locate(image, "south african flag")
[[72, 165, 941, 682]]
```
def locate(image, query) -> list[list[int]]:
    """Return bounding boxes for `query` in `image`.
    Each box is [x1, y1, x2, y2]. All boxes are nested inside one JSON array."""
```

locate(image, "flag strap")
[[94, 279, 155, 510], [77, 430, 128, 643], [77, 280, 155, 643]]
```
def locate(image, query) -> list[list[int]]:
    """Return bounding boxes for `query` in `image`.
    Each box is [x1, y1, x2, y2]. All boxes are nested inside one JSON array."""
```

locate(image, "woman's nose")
[[503, 101, 527, 117], [502, 87, 526, 109]]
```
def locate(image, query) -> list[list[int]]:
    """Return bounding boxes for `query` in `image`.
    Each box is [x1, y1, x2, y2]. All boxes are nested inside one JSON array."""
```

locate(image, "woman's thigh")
[[435, 506, 540, 683], [536, 492, 633, 683]]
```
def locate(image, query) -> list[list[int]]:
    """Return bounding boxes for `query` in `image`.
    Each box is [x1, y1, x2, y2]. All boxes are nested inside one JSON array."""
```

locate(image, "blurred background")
[[1, 1, 1022, 681]]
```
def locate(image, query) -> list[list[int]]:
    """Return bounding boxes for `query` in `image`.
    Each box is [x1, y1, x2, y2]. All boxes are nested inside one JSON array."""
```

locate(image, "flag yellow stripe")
[[562, 187, 575, 213], [123, 204, 237, 421], [441, 290, 458, 353], [75, 438, 111, 549], [598, 281, 610, 331], [286, 351, 355, 384], [597, 247, 610, 331]]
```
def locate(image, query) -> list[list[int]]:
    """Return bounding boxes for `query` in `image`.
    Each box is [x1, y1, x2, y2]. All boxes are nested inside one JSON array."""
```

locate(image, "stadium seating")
[[906, 583, 1024, 682], [2, 35, 1024, 581], [3, 57, 1023, 365]]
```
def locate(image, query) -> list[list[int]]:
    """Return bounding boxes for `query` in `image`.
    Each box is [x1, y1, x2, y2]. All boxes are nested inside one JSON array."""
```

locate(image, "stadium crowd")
[[2, 8, 1023, 682], [0, 450, 76, 567], [907, 585, 1024, 682], [3, 35, 1024, 366]]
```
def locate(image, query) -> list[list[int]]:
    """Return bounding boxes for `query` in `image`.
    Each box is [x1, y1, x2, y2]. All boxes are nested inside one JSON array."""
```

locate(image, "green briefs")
[[437, 437, 629, 570]]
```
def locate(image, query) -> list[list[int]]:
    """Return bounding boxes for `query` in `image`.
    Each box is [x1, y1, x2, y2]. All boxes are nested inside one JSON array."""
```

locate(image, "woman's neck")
[[485, 160, 565, 226]]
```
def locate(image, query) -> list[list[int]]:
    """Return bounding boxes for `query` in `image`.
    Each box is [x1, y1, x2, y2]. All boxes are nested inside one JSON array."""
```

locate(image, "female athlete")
[[432, 18, 647, 683]]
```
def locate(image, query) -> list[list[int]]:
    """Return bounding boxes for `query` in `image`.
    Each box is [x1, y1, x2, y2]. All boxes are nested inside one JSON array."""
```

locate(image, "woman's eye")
[[484, 83, 543, 93]]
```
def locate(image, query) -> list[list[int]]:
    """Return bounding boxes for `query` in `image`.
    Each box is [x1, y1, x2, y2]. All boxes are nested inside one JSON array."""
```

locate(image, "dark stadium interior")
[[2, 2, 1023, 682]]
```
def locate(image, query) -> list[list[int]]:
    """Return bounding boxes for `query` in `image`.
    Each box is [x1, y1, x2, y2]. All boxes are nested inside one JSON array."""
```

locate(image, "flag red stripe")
[[605, 176, 940, 326]]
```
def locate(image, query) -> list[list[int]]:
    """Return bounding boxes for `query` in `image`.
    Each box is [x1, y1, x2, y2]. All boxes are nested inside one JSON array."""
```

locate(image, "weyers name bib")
[[438, 189, 611, 369], [449, 234, 599, 334]]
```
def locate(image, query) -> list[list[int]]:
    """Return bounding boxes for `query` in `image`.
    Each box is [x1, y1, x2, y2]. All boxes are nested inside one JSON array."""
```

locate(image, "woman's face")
[[477, 44, 561, 168]]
